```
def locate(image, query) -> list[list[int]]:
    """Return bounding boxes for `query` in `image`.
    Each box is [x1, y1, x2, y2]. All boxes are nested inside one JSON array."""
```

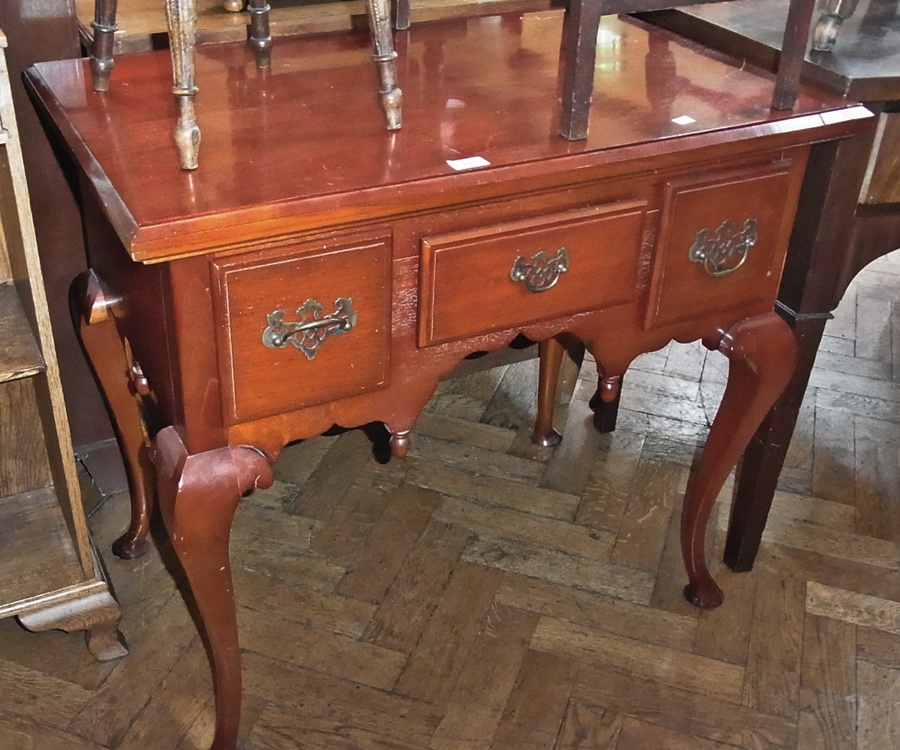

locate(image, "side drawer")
[[418, 201, 648, 347], [646, 155, 808, 329], [212, 232, 391, 423]]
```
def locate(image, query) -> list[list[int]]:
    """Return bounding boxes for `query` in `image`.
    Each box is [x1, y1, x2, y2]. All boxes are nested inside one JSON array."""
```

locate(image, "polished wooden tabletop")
[[27, 12, 861, 262], [646, 0, 900, 101]]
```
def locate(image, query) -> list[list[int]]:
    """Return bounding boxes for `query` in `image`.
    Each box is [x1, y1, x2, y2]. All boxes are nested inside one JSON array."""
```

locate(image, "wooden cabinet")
[[0, 29, 124, 660]]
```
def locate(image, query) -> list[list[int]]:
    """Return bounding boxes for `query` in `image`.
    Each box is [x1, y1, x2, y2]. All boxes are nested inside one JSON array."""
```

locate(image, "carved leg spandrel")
[[681, 313, 797, 609], [90, 0, 119, 92], [72, 271, 155, 560], [152, 426, 273, 750]]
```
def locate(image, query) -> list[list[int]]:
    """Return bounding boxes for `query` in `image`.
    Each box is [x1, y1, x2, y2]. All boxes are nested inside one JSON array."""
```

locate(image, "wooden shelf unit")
[[0, 28, 125, 660]]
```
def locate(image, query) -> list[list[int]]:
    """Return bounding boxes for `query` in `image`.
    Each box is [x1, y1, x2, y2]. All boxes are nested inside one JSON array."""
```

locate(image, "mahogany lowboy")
[[26, 12, 872, 750]]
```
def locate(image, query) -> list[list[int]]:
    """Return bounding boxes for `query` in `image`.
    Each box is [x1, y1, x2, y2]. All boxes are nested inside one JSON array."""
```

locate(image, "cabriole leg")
[[90, 0, 119, 91], [152, 426, 273, 750], [681, 313, 797, 608], [71, 271, 155, 560]]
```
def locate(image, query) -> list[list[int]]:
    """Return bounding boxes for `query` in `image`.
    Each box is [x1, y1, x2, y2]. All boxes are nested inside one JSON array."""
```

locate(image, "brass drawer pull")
[[262, 297, 357, 361], [510, 247, 570, 292], [689, 218, 757, 278]]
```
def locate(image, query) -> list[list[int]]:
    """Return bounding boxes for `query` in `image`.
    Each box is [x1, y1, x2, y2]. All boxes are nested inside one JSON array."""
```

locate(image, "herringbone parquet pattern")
[[1, 251, 898, 749]]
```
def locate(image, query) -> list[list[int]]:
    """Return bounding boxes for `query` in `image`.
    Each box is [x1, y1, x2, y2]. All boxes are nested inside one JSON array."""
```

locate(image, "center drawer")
[[417, 201, 648, 347]]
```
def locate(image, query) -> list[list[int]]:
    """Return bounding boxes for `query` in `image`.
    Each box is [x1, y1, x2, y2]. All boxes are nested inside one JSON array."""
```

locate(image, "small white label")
[[447, 156, 491, 171], [672, 115, 697, 126]]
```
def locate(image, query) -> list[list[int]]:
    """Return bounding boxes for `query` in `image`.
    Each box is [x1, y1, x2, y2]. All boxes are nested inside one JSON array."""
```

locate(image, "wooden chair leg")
[[558, 0, 603, 140], [72, 271, 156, 560], [772, 0, 817, 109], [247, 0, 273, 68], [152, 426, 273, 750], [165, 0, 201, 170], [366, 0, 403, 131], [812, 0, 860, 51], [681, 312, 797, 609], [392, 0, 411, 30], [90, 0, 119, 91], [224, 0, 245, 11]]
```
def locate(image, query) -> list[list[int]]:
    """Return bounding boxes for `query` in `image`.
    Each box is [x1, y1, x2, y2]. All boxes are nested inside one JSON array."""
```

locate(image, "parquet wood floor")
[[1, 250, 898, 749]]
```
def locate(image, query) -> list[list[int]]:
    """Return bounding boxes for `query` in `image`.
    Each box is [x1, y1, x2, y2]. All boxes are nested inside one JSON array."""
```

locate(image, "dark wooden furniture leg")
[[812, 0, 860, 51], [588, 372, 623, 434], [247, 0, 272, 68], [771, 0, 817, 109], [90, 0, 118, 91], [532, 337, 565, 447], [682, 312, 797, 608], [164, 0, 200, 170], [71, 271, 155, 560], [152, 426, 273, 750], [558, 0, 604, 140], [367, 0, 402, 131], [392, 0, 411, 30]]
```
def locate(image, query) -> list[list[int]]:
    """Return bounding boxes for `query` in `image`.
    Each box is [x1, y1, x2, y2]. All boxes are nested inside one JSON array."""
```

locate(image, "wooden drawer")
[[212, 232, 392, 423], [646, 157, 807, 329], [418, 201, 648, 347]]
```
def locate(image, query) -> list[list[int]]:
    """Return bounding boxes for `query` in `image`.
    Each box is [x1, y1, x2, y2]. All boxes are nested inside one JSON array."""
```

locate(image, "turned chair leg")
[[165, 0, 201, 170], [812, 0, 859, 52], [90, 0, 119, 91], [367, 0, 403, 131], [247, 0, 273, 68], [681, 313, 797, 608]]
